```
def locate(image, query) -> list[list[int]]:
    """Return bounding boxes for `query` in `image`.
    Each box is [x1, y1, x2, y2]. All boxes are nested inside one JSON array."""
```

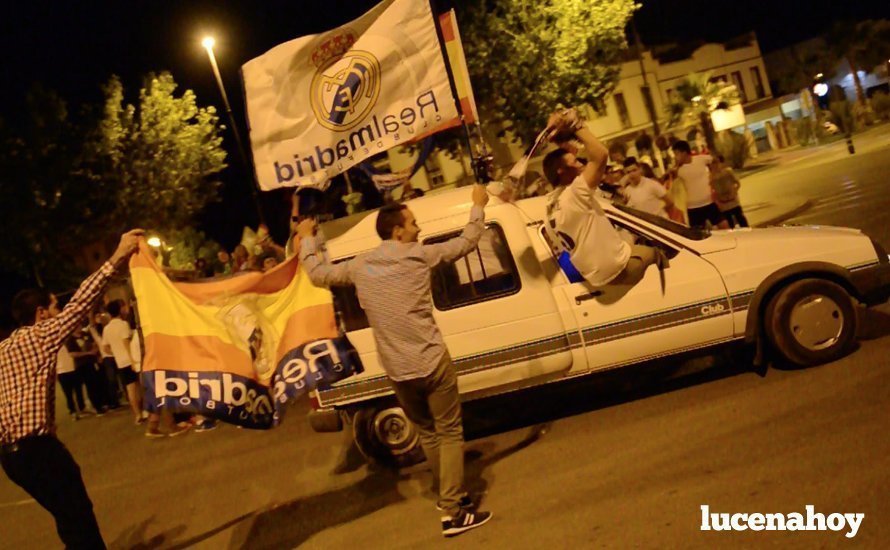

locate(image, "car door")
[[317, 205, 573, 408], [544, 218, 734, 372], [424, 207, 574, 394]]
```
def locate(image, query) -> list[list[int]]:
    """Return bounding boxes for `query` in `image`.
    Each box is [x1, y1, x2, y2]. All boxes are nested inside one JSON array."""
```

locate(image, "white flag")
[[242, 0, 458, 191]]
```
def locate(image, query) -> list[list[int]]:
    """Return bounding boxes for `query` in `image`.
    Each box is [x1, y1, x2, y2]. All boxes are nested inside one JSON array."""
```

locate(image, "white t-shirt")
[[129, 333, 142, 373], [623, 177, 668, 218], [552, 175, 631, 286], [677, 154, 713, 209], [102, 318, 133, 369], [89, 326, 112, 358], [57, 346, 75, 374]]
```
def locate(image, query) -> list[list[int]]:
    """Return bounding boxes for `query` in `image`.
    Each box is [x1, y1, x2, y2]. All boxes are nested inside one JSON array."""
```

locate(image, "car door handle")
[[575, 291, 602, 304]]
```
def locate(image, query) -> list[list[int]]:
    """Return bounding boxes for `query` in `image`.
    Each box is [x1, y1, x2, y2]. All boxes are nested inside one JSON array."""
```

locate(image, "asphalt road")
[[2, 126, 889, 549]]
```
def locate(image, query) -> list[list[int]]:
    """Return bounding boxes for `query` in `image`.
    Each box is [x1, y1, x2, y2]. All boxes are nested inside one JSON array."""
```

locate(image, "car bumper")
[[851, 260, 890, 307]]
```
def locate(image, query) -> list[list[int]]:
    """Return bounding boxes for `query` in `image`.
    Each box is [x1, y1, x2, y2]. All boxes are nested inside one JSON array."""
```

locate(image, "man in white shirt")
[[90, 312, 120, 410], [621, 157, 673, 219], [671, 140, 729, 229], [102, 299, 143, 424], [56, 341, 85, 419], [542, 110, 659, 287]]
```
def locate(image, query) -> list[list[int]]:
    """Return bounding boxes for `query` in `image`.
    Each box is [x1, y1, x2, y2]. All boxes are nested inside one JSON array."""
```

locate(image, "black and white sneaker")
[[436, 495, 474, 512], [441, 509, 492, 537]]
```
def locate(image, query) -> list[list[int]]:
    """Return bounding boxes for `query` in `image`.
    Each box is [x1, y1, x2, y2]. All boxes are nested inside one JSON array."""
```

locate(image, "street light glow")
[[201, 36, 215, 50], [147, 236, 162, 248], [816, 73, 824, 79]]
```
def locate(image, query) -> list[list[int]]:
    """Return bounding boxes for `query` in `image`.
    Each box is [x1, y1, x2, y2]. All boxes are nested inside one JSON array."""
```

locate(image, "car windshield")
[[612, 204, 710, 241]]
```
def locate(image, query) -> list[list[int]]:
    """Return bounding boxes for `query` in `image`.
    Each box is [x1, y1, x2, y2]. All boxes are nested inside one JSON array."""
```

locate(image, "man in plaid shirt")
[[1, 229, 142, 549]]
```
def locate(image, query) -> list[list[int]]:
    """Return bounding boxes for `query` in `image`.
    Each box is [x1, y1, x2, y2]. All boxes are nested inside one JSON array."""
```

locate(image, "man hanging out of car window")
[[542, 109, 663, 288]]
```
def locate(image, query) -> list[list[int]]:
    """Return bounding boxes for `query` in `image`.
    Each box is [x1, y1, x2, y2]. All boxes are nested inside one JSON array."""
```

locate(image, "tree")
[[825, 19, 890, 112], [665, 71, 741, 153], [0, 73, 227, 288], [457, 0, 638, 146], [89, 73, 227, 233], [0, 86, 108, 287], [770, 39, 832, 97]]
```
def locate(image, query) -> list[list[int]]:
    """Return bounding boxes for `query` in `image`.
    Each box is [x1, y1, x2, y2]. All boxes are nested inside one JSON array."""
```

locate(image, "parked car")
[[307, 188, 890, 466]]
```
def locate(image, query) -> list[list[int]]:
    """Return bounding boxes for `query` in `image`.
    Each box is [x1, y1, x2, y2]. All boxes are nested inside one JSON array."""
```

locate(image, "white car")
[[308, 189, 890, 465]]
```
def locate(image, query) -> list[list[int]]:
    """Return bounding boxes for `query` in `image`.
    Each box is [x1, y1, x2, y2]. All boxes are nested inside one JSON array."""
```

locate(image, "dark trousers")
[[100, 357, 120, 408], [721, 205, 749, 228], [389, 353, 465, 516], [1, 435, 105, 549], [76, 361, 107, 412], [58, 372, 85, 414]]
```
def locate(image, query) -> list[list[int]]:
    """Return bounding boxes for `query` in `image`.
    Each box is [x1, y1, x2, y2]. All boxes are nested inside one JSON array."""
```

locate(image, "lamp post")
[[201, 36, 264, 223]]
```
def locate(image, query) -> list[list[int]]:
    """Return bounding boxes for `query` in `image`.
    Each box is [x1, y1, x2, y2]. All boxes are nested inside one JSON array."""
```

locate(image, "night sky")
[[1, 0, 887, 247]]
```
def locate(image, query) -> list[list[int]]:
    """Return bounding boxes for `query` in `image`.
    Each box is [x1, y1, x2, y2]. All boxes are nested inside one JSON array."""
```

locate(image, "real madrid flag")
[[130, 241, 363, 429], [242, 0, 458, 190]]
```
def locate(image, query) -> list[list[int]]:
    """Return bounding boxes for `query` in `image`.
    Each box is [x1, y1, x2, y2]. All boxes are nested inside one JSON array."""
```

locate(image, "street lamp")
[[201, 35, 264, 223], [147, 236, 162, 248]]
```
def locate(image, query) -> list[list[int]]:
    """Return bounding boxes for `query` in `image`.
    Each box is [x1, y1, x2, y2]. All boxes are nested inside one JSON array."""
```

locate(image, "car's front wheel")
[[765, 278, 858, 366]]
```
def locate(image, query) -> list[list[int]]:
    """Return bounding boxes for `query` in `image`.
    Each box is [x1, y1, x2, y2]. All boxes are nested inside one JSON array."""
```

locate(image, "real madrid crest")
[[309, 30, 381, 132]]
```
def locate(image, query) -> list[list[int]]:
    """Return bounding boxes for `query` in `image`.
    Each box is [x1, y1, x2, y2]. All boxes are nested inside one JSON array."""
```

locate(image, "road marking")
[[0, 498, 37, 509]]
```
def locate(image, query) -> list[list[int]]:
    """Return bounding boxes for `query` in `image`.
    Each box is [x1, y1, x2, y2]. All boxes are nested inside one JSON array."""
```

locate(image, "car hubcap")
[[789, 294, 844, 351], [372, 407, 418, 456]]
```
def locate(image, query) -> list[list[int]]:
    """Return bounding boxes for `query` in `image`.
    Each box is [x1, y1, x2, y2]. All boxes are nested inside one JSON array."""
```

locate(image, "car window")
[[612, 204, 710, 241], [537, 226, 586, 284], [329, 261, 370, 332], [425, 224, 521, 310]]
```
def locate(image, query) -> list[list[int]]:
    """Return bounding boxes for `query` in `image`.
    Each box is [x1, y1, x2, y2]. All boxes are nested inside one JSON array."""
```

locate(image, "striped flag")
[[416, 9, 479, 139], [130, 242, 362, 428]]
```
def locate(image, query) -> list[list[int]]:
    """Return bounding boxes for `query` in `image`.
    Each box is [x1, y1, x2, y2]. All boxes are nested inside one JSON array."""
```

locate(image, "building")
[[765, 36, 890, 106], [387, 32, 777, 192]]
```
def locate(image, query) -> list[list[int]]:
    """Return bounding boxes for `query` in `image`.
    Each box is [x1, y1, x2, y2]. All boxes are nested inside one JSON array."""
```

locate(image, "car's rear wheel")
[[352, 405, 424, 468], [765, 278, 857, 366]]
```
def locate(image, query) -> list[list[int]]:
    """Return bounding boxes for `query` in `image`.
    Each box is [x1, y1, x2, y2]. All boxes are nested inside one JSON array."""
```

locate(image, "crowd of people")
[[596, 134, 748, 230], [52, 296, 216, 438]]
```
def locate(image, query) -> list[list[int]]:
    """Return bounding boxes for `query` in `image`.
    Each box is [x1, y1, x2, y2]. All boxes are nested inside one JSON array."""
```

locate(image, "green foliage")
[[665, 71, 741, 152], [715, 131, 751, 169], [771, 42, 832, 96], [872, 92, 890, 121], [164, 227, 222, 271], [457, 0, 638, 145], [665, 72, 741, 127], [829, 99, 856, 136], [794, 117, 818, 146], [0, 73, 227, 288], [90, 73, 227, 233], [826, 20, 890, 76], [825, 19, 890, 112], [0, 86, 107, 287]]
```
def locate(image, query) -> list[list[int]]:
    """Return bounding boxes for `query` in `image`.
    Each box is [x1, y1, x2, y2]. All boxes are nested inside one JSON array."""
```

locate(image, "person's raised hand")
[[109, 229, 145, 265], [296, 217, 318, 239], [472, 183, 490, 208], [547, 111, 566, 134]]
